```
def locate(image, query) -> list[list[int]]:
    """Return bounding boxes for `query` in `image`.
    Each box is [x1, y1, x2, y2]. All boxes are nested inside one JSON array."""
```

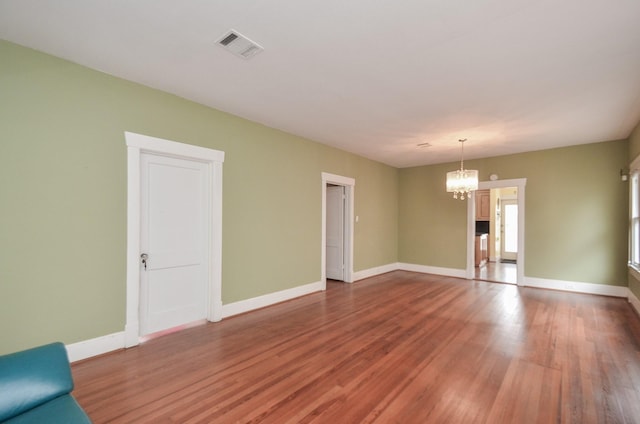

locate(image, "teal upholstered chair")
[[0, 342, 91, 423]]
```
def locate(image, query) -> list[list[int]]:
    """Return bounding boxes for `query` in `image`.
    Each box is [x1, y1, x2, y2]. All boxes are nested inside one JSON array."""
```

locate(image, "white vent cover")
[[216, 30, 264, 59]]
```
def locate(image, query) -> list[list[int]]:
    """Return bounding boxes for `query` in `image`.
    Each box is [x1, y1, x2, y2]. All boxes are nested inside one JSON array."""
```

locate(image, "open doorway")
[[326, 184, 345, 281], [321, 173, 354, 289], [467, 178, 526, 286], [475, 187, 518, 284]]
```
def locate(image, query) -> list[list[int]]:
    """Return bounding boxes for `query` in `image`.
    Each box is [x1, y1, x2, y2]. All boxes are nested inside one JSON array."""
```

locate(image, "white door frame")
[[125, 132, 224, 347], [321, 172, 355, 289], [467, 178, 526, 285]]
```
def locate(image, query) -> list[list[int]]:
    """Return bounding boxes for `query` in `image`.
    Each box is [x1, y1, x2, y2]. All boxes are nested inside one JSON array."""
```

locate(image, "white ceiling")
[[1, 0, 640, 168]]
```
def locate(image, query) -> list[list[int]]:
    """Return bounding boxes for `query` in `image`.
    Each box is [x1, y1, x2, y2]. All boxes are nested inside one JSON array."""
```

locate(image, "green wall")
[[0, 41, 398, 354], [628, 120, 640, 300], [0, 39, 632, 355], [399, 140, 629, 285]]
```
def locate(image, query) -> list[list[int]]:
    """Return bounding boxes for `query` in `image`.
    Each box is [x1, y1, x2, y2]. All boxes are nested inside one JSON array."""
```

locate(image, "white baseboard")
[[66, 332, 125, 363], [398, 263, 467, 279], [629, 288, 640, 315], [221, 280, 323, 319], [64, 273, 636, 363], [352, 263, 399, 281], [353, 262, 466, 281], [524, 277, 628, 298]]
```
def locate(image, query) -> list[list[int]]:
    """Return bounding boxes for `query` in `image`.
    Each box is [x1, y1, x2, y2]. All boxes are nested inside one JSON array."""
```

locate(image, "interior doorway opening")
[[321, 173, 355, 289], [125, 132, 224, 348], [467, 179, 526, 286], [475, 187, 519, 284], [326, 184, 346, 281]]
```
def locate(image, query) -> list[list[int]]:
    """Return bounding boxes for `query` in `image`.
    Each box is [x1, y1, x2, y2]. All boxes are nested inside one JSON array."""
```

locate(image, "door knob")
[[141, 253, 148, 270]]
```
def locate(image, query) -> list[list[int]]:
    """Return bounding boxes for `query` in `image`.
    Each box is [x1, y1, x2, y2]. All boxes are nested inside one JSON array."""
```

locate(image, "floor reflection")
[[475, 261, 517, 284]]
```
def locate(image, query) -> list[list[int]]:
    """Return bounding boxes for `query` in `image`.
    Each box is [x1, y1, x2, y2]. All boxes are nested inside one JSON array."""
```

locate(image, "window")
[[630, 157, 640, 270]]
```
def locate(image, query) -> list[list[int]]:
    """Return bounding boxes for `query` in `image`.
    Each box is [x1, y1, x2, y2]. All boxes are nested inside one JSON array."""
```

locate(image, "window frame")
[[629, 155, 640, 278]]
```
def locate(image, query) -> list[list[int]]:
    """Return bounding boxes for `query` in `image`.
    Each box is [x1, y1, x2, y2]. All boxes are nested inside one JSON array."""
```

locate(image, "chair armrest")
[[0, 342, 74, 422]]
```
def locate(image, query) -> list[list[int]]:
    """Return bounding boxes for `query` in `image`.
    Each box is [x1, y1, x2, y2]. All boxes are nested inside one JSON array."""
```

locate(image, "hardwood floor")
[[71, 271, 640, 423], [475, 261, 517, 284]]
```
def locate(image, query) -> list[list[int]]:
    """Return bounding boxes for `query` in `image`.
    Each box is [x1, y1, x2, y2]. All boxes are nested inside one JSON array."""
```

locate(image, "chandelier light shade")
[[446, 139, 478, 200]]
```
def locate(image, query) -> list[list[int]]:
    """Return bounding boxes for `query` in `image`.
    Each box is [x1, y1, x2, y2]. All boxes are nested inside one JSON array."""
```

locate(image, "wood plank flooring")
[[475, 261, 518, 285], [71, 271, 640, 423]]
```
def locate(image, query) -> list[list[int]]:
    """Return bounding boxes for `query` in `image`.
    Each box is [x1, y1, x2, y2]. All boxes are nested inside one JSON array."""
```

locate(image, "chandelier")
[[446, 138, 478, 200]]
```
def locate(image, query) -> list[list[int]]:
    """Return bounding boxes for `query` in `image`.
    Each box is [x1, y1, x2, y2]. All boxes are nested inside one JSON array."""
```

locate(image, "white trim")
[[126, 132, 224, 162], [469, 179, 526, 285], [125, 132, 224, 347], [66, 332, 125, 363], [125, 144, 141, 347], [629, 288, 640, 316], [630, 153, 640, 171], [210, 156, 224, 322], [353, 262, 467, 280], [629, 264, 640, 282], [352, 263, 399, 281], [221, 281, 323, 318], [629, 168, 640, 271], [524, 276, 628, 297], [398, 263, 467, 279], [466, 197, 475, 279], [321, 172, 355, 288], [66, 271, 637, 362]]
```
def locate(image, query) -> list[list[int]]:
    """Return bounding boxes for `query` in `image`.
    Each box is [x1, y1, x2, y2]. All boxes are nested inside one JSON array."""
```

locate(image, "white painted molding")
[[629, 265, 640, 282], [352, 263, 399, 281], [524, 277, 628, 298], [125, 131, 224, 347], [466, 196, 475, 279], [321, 172, 355, 186], [66, 332, 125, 363], [629, 288, 640, 316], [321, 172, 355, 287], [470, 179, 527, 285], [221, 281, 323, 319], [398, 263, 467, 279], [630, 153, 640, 171], [65, 272, 637, 363], [124, 322, 140, 348], [125, 131, 224, 162]]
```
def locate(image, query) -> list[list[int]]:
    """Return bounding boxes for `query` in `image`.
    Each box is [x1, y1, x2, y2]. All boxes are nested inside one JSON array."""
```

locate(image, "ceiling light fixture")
[[446, 138, 478, 200]]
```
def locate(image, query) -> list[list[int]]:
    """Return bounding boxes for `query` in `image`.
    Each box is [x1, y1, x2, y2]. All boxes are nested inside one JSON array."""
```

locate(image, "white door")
[[139, 152, 209, 336], [326, 185, 345, 281], [501, 199, 518, 262]]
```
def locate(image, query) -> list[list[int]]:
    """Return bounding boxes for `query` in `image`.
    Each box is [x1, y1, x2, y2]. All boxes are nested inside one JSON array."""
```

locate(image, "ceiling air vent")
[[216, 30, 264, 59]]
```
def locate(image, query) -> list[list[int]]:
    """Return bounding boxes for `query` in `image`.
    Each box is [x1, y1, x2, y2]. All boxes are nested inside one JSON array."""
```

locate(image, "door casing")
[[321, 172, 354, 288], [326, 185, 345, 281], [467, 178, 526, 285], [125, 132, 224, 347]]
